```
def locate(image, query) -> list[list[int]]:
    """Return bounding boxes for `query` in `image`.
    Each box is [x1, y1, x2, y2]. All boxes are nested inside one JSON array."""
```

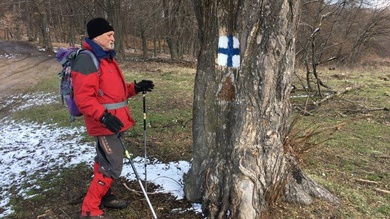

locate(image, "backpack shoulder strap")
[[78, 49, 100, 70]]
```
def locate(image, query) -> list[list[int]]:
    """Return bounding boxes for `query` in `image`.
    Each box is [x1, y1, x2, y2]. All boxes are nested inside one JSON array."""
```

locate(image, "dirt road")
[[0, 41, 60, 99]]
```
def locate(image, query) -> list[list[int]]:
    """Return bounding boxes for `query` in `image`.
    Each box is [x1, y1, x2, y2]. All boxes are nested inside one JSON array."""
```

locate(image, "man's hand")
[[100, 111, 124, 134], [135, 80, 154, 93]]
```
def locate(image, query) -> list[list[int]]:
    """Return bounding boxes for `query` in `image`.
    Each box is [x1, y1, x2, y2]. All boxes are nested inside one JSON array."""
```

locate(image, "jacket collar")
[[84, 38, 116, 60]]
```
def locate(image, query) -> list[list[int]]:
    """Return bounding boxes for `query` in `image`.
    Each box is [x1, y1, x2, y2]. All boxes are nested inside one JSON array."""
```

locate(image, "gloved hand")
[[135, 80, 154, 93], [100, 111, 124, 134]]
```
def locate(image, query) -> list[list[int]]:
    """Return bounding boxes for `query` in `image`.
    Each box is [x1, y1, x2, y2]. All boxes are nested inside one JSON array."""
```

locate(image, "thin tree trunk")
[[153, 35, 157, 57], [140, 24, 148, 60], [42, 13, 53, 52]]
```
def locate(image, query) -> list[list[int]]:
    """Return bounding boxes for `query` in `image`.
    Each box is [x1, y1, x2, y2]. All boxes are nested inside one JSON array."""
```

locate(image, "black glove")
[[100, 111, 124, 134], [135, 80, 154, 93]]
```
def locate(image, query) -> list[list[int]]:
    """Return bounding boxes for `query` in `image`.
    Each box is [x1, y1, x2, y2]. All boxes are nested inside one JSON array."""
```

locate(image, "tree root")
[[282, 167, 340, 205]]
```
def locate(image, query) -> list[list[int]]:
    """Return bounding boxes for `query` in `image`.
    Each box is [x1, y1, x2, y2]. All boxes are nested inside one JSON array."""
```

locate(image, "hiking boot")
[[79, 213, 112, 219], [101, 198, 128, 209], [101, 189, 128, 209]]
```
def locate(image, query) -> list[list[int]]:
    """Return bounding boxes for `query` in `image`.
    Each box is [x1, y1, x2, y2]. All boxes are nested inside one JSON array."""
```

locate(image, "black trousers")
[[94, 134, 125, 179]]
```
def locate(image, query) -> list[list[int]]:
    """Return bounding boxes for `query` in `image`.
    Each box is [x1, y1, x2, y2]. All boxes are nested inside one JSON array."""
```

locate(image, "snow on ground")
[[2, 92, 58, 111], [0, 53, 20, 59], [0, 92, 201, 217]]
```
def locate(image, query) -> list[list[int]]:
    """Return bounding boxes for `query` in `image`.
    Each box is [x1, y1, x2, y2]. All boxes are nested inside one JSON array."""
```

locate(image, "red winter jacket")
[[72, 40, 137, 136]]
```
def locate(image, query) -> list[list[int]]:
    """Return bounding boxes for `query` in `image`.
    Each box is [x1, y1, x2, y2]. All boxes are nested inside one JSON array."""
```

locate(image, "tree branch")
[[313, 85, 363, 106]]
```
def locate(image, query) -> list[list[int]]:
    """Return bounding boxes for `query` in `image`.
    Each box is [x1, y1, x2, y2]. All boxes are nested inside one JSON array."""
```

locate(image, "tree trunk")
[[184, 0, 219, 203], [140, 24, 148, 59], [163, 0, 181, 60], [166, 36, 178, 60], [42, 13, 53, 52], [153, 34, 157, 57], [105, 0, 126, 57], [184, 0, 339, 218]]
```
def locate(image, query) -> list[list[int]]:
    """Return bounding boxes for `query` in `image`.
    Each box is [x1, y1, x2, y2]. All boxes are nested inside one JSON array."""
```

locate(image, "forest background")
[[1, 0, 390, 68]]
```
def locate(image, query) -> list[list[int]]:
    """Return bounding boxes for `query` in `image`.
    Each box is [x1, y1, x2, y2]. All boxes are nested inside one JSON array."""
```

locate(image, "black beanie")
[[87, 17, 114, 39]]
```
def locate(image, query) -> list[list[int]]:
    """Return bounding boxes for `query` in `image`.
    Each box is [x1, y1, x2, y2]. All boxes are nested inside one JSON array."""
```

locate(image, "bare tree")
[[162, 0, 197, 60], [0, 0, 32, 41], [0, 0, 389, 65], [26, 0, 53, 51], [184, 0, 339, 218], [296, 0, 390, 96], [129, 0, 162, 59]]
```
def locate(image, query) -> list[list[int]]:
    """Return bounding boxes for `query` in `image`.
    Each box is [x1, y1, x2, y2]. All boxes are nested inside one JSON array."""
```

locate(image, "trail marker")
[[217, 34, 240, 68]]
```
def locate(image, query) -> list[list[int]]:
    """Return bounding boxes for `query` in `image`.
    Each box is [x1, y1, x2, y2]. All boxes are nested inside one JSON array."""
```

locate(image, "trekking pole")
[[117, 134, 158, 219], [142, 91, 147, 191]]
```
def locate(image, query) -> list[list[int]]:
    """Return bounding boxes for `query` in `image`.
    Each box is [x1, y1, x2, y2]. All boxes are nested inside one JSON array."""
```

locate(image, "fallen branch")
[[293, 71, 316, 102], [294, 105, 314, 116], [355, 178, 378, 185], [374, 155, 390, 159], [374, 188, 390, 195], [59, 208, 72, 219], [313, 85, 364, 106], [123, 183, 143, 195], [345, 107, 389, 114], [122, 183, 159, 195], [37, 210, 55, 218]]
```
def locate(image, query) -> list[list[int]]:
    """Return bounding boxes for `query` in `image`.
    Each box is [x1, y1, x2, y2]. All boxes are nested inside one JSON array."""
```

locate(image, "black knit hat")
[[87, 17, 114, 39]]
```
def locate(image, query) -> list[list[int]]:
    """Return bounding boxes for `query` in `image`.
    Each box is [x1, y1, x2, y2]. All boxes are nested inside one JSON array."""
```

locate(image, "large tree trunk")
[[184, 0, 339, 218]]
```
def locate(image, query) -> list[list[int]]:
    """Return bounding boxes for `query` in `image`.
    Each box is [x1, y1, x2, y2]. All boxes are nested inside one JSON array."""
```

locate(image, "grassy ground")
[[4, 60, 390, 218], [277, 66, 390, 218]]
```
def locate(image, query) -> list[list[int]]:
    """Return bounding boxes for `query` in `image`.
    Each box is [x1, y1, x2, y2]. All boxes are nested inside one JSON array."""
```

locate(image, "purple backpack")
[[56, 48, 99, 121]]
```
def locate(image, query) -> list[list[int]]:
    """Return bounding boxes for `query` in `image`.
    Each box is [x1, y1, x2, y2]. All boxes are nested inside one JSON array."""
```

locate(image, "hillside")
[[0, 41, 60, 99]]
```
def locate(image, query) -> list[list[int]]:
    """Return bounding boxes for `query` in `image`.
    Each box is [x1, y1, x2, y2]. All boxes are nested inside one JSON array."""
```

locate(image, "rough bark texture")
[[185, 0, 338, 218], [184, 0, 219, 203]]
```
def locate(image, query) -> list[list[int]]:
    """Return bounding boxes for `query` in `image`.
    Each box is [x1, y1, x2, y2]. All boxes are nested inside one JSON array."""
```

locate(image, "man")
[[72, 17, 154, 219]]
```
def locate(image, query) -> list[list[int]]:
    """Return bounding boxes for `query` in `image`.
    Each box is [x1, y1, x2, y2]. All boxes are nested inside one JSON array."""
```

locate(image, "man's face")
[[93, 31, 115, 51]]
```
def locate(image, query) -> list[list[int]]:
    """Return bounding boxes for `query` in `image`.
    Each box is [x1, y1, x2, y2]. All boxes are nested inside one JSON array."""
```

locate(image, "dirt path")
[[0, 41, 60, 99]]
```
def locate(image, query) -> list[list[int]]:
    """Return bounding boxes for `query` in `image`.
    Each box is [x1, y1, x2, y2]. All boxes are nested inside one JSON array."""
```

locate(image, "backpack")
[[55, 47, 99, 121]]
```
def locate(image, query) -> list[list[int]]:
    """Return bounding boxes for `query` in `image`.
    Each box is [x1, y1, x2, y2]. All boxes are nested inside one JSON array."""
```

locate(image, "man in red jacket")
[[72, 17, 154, 219]]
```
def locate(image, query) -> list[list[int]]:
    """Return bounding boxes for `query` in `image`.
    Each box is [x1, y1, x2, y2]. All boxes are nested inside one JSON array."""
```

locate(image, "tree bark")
[[140, 24, 148, 59], [42, 12, 53, 52], [184, 0, 219, 202], [185, 0, 339, 218]]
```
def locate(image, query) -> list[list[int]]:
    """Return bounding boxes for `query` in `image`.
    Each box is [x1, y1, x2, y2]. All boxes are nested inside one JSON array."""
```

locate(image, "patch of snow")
[[1, 92, 59, 112], [0, 119, 92, 217], [0, 53, 20, 59], [0, 93, 202, 217]]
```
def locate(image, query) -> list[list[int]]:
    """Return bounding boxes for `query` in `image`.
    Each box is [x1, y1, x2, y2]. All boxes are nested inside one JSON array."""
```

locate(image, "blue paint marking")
[[218, 35, 240, 67]]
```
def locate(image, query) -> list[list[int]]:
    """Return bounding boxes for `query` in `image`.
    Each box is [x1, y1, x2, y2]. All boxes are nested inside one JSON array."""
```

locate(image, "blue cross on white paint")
[[218, 34, 240, 68]]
